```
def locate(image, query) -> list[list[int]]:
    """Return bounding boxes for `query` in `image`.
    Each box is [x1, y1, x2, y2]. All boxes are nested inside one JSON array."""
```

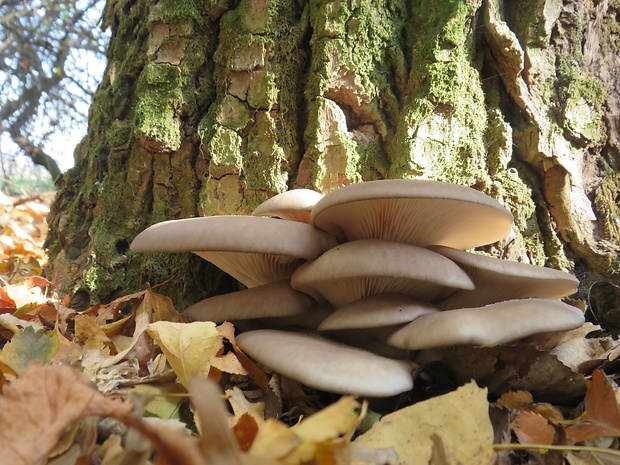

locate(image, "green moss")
[[148, 0, 204, 27], [301, 0, 407, 189], [84, 263, 101, 293], [244, 112, 288, 192], [247, 72, 279, 109], [558, 67, 607, 144], [207, 126, 243, 177], [593, 170, 620, 244], [388, 0, 488, 185], [134, 63, 184, 151]]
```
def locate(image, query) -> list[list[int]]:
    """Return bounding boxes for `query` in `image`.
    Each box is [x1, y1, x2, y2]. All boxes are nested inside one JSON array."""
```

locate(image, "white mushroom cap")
[[318, 294, 440, 330], [236, 329, 414, 396], [387, 298, 585, 350], [290, 239, 475, 307], [252, 189, 324, 223], [130, 216, 338, 287], [311, 179, 513, 249], [182, 280, 316, 322], [429, 246, 579, 310]]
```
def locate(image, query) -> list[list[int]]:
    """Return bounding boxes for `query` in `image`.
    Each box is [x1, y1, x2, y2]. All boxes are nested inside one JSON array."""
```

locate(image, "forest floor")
[[1, 192, 620, 465]]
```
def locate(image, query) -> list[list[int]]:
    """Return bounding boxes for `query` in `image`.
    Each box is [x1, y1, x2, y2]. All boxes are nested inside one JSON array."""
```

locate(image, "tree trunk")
[[46, 0, 620, 311]]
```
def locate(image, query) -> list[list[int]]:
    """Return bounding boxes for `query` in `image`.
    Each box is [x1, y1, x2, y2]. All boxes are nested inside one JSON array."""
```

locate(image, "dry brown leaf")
[[352, 381, 495, 465], [496, 390, 565, 423], [74, 313, 115, 352], [0, 363, 132, 465], [512, 411, 556, 446], [190, 377, 282, 465], [0, 286, 16, 313], [496, 390, 534, 410], [442, 345, 587, 403], [567, 370, 620, 443], [226, 386, 265, 427], [233, 413, 260, 452], [0, 362, 218, 465], [219, 322, 268, 390]]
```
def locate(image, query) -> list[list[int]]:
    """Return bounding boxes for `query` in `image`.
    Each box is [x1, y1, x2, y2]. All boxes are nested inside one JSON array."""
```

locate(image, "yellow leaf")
[[250, 396, 362, 465], [147, 321, 221, 388], [352, 381, 495, 465], [250, 419, 300, 460], [131, 383, 187, 420], [141, 288, 184, 323]]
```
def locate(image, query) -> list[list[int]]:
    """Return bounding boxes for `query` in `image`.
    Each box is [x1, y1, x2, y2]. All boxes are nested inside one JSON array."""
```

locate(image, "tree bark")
[[46, 0, 620, 311]]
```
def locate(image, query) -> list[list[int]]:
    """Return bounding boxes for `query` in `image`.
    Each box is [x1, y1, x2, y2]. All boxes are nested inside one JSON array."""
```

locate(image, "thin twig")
[[494, 443, 620, 457]]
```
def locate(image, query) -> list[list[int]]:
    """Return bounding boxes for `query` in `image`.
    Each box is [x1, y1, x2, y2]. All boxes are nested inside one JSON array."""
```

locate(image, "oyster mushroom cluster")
[[131, 180, 583, 397]]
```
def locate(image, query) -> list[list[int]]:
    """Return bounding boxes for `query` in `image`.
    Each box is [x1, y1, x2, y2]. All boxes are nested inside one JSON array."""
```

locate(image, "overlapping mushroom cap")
[[183, 280, 315, 322], [388, 298, 585, 350], [252, 189, 324, 224], [130, 216, 338, 287], [290, 239, 474, 306], [429, 246, 579, 309], [311, 179, 514, 249], [236, 329, 414, 397], [318, 294, 440, 330]]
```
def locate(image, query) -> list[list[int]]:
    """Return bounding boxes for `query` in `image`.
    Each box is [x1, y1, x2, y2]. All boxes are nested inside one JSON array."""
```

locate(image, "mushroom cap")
[[130, 216, 338, 287], [236, 329, 414, 396], [311, 179, 513, 249], [252, 189, 324, 223], [182, 280, 316, 322], [261, 303, 334, 330], [387, 298, 585, 350], [429, 246, 579, 310], [290, 239, 475, 307], [318, 294, 440, 330]]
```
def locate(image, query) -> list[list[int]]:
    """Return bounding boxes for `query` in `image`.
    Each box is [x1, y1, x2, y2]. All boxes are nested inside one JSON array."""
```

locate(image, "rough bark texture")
[[46, 0, 620, 310]]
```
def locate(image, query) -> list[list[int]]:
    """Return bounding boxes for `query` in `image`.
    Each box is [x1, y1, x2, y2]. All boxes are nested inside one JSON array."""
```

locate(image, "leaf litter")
[[3, 193, 620, 464]]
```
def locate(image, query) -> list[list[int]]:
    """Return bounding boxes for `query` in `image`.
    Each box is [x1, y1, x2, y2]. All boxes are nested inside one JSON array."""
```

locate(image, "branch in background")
[[10, 133, 61, 180], [0, 0, 107, 176]]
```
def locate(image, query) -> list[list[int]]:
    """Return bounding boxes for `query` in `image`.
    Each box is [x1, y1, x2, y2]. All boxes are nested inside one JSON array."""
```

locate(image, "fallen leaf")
[[496, 390, 564, 423], [0, 363, 132, 465], [567, 370, 620, 443], [132, 383, 187, 420], [0, 286, 16, 313], [442, 345, 587, 403], [251, 396, 362, 465], [219, 322, 268, 390], [233, 413, 260, 451], [226, 386, 265, 427], [100, 309, 151, 368], [3, 279, 47, 311], [352, 381, 495, 465], [512, 411, 556, 446], [147, 321, 222, 388], [74, 313, 115, 352], [0, 325, 59, 372], [190, 377, 281, 465]]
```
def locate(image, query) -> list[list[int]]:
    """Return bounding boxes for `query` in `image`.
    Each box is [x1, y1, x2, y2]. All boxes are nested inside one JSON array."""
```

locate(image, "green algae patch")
[[134, 63, 184, 152], [559, 71, 607, 145], [205, 125, 243, 178], [388, 0, 488, 185]]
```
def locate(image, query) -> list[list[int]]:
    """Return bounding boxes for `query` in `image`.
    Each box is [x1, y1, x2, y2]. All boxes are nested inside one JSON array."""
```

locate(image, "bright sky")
[[0, 0, 108, 178], [45, 44, 108, 173]]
